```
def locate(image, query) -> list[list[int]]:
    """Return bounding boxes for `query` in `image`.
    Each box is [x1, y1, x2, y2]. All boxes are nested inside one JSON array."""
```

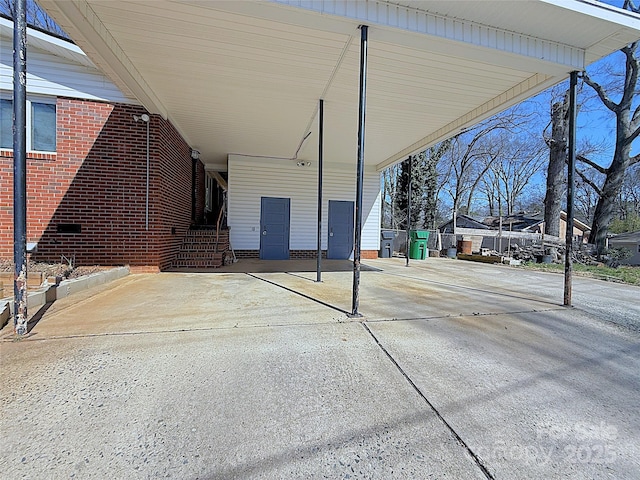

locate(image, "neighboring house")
[[482, 213, 543, 232], [521, 212, 591, 244], [1, 16, 206, 272], [438, 215, 489, 234], [609, 231, 640, 266], [439, 212, 591, 244]]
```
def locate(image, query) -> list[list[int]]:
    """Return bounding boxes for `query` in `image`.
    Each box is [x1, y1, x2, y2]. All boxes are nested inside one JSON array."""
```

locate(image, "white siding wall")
[[610, 241, 640, 266], [0, 37, 132, 103], [228, 155, 380, 252]]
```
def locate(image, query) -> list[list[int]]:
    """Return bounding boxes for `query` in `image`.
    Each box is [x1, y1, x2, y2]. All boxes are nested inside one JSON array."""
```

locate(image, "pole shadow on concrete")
[[245, 273, 352, 316]]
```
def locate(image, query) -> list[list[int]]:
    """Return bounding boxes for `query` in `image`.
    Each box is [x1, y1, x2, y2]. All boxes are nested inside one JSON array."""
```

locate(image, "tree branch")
[[576, 154, 608, 175], [582, 71, 618, 113], [621, 42, 639, 106], [629, 123, 640, 144], [623, 0, 639, 14], [576, 168, 603, 197], [631, 153, 640, 166], [632, 103, 640, 127]]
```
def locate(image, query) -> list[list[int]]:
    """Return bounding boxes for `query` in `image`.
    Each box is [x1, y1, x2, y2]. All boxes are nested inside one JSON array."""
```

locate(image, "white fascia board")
[[376, 72, 559, 171], [0, 17, 91, 65], [39, 0, 168, 118], [546, 0, 640, 29], [272, 0, 586, 71]]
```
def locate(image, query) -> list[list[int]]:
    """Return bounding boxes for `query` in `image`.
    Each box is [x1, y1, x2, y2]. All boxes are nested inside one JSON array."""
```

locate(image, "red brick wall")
[[0, 98, 200, 270], [151, 115, 195, 270]]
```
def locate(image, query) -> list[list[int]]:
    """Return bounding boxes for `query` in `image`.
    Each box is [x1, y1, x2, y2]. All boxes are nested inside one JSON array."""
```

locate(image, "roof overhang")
[[37, 0, 640, 171], [0, 15, 93, 68]]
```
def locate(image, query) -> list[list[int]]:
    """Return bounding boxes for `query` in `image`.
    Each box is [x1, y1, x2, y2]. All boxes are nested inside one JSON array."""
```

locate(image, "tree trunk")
[[424, 156, 438, 228], [583, 39, 639, 255], [544, 98, 568, 238], [589, 142, 632, 254]]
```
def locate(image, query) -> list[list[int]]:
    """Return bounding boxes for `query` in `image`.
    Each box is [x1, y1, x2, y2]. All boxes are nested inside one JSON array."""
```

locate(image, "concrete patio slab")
[[0, 322, 486, 479], [366, 308, 640, 479], [1, 258, 638, 479]]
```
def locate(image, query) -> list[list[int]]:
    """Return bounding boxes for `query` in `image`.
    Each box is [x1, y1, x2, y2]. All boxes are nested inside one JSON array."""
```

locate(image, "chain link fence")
[[381, 228, 587, 257]]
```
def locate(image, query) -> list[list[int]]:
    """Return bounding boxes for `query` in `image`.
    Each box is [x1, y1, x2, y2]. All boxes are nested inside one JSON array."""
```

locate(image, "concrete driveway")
[[1, 258, 638, 479]]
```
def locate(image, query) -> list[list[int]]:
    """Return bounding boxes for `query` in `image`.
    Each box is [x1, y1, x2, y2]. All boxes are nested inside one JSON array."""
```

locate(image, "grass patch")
[[521, 262, 640, 286]]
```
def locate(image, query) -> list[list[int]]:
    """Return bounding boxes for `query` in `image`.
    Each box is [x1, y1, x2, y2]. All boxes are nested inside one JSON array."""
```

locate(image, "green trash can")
[[409, 230, 429, 260]]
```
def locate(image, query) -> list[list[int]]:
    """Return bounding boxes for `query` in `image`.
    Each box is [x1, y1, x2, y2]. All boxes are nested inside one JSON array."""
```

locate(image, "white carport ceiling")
[[39, 0, 640, 171]]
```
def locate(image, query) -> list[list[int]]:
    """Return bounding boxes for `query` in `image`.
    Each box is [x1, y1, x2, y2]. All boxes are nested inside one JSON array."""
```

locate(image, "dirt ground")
[[0, 259, 111, 280]]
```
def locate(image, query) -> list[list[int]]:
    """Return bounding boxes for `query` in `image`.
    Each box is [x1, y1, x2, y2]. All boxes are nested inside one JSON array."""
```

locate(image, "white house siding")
[[0, 37, 132, 104], [228, 154, 381, 252], [609, 240, 640, 266]]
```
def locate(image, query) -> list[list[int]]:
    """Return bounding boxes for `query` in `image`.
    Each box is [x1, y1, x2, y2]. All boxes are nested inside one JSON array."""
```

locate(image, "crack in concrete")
[[1, 319, 361, 342], [361, 321, 495, 480], [365, 307, 565, 323]]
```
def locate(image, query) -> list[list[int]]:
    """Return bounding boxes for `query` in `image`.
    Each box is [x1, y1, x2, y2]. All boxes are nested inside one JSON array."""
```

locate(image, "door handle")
[[262, 230, 267, 235]]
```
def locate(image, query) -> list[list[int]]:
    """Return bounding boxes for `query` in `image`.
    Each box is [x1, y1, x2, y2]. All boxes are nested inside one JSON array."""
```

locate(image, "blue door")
[[327, 200, 354, 259], [260, 197, 290, 260]]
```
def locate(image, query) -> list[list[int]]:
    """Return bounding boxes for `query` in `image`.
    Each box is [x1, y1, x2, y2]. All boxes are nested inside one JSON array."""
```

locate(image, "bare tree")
[[610, 162, 640, 232], [619, 162, 640, 217], [439, 106, 535, 219], [440, 124, 504, 217], [581, 0, 639, 254], [543, 92, 569, 237], [574, 168, 604, 224], [381, 163, 400, 229], [488, 133, 546, 216], [423, 140, 450, 228]]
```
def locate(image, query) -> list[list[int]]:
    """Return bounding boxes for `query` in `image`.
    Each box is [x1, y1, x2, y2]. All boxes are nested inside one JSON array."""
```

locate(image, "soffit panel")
[[38, 0, 640, 170]]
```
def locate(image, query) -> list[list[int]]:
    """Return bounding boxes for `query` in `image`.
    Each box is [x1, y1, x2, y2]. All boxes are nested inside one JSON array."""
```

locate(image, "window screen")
[[31, 102, 56, 151], [0, 99, 12, 149]]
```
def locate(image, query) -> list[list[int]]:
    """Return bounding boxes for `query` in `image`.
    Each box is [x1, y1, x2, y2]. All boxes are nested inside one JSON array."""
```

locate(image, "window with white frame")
[[0, 96, 56, 152]]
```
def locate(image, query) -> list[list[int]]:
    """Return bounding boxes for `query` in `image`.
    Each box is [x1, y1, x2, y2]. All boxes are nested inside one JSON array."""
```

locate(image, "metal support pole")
[[145, 118, 150, 230], [564, 71, 578, 307], [316, 99, 324, 282], [13, 0, 28, 335], [405, 157, 412, 267], [351, 25, 368, 317]]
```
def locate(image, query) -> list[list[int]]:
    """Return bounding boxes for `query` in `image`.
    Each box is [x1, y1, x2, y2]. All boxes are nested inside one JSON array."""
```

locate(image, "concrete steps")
[[172, 229, 230, 268]]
